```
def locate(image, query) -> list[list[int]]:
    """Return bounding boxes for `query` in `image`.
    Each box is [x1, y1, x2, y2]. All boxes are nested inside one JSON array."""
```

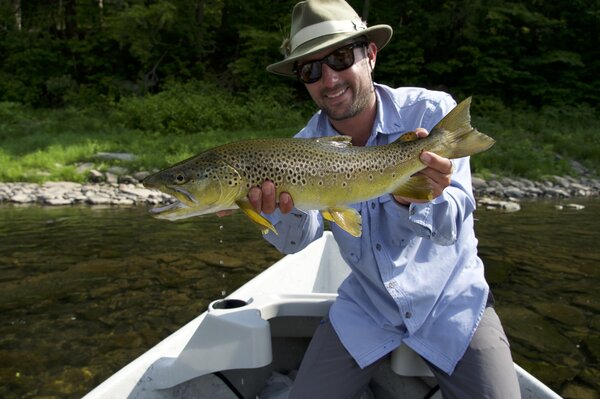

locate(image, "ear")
[[366, 42, 377, 70]]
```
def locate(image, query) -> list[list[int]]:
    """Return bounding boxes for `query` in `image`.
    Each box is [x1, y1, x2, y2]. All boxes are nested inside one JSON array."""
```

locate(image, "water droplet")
[[219, 225, 224, 230]]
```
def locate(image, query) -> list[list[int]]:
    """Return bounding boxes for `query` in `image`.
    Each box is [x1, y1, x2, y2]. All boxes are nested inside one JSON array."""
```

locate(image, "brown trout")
[[143, 97, 494, 237]]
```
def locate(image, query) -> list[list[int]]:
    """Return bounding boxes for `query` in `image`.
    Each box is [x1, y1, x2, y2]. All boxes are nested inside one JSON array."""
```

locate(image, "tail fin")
[[433, 97, 495, 159]]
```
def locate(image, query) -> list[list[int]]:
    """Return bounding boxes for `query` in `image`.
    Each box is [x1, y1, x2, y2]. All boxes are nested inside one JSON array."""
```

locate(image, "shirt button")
[[405, 312, 412, 319], [409, 207, 416, 216], [371, 202, 376, 209], [375, 243, 382, 251]]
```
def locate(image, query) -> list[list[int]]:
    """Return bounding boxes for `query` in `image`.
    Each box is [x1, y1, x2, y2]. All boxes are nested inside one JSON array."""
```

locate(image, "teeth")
[[326, 87, 347, 98]]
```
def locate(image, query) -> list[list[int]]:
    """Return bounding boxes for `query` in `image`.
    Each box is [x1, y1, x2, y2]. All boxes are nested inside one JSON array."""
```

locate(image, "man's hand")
[[248, 180, 294, 215], [394, 128, 454, 206], [216, 180, 294, 217]]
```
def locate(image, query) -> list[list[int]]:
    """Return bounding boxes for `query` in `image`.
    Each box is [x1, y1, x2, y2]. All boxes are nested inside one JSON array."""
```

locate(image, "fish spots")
[[199, 137, 417, 193]]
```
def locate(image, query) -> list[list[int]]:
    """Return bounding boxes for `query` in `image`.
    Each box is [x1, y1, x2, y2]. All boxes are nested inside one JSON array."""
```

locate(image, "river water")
[[0, 199, 598, 399]]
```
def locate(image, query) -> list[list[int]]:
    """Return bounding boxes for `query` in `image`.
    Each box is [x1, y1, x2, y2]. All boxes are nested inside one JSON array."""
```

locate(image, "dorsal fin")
[[315, 135, 353, 148]]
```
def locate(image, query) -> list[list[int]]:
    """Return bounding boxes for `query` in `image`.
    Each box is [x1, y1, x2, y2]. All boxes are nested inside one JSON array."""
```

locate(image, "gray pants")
[[289, 307, 521, 399]]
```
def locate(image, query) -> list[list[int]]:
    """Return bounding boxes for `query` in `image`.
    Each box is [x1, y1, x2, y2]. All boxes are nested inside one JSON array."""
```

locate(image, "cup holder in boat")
[[210, 298, 248, 310]]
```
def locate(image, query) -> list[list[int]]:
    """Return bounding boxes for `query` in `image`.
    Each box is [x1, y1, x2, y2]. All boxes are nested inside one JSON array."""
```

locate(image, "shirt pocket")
[[331, 202, 363, 263], [378, 195, 415, 249]]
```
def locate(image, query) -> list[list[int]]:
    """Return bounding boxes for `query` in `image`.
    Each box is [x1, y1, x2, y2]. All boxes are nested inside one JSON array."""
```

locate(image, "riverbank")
[[0, 173, 598, 210]]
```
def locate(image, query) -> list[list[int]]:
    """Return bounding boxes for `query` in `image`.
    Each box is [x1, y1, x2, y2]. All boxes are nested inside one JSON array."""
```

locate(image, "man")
[[251, 1, 521, 397]]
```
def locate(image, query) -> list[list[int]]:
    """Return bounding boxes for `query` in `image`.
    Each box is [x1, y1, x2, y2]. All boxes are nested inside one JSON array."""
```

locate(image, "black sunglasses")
[[294, 42, 367, 84]]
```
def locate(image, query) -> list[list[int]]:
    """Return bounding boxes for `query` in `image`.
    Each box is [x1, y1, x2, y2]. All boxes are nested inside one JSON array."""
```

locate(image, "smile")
[[324, 86, 348, 99]]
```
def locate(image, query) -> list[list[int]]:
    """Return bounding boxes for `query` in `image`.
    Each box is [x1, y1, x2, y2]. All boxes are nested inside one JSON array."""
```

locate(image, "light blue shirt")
[[263, 85, 489, 374]]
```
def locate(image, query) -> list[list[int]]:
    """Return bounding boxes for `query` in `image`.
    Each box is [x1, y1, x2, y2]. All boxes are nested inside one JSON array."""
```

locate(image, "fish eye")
[[174, 173, 186, 184]]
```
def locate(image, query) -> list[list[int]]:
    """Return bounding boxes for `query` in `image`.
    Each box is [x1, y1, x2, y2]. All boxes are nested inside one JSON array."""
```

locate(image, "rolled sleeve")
[[408, 197, 457, 245], [407, 157, 475, 246]]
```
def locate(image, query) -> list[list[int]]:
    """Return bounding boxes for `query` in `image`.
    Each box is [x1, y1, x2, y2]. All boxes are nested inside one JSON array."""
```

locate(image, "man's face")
[[298, 42, 375, 122]]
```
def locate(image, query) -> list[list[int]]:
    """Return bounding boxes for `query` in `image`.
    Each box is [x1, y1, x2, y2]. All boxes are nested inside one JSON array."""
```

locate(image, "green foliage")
[[365, 0, 599, 107], [227, 26, 286, 90], [469, 97, 599, 179], [0, 0, 598, 108], [0, 32, 67, 105], [113, 81, 307, 134]]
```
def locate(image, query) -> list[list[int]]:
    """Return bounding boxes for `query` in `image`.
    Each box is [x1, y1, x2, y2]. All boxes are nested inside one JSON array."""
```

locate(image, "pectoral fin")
[[320, 210, 335, 222], [323, 207, 362, 237], [236, 200, 278, 235], [392, 175, 434, 201]]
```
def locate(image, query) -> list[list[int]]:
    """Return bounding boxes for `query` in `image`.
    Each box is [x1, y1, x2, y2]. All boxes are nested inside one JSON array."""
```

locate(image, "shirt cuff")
[[263, 208, 323, 253], [408, 196, 457, 245]]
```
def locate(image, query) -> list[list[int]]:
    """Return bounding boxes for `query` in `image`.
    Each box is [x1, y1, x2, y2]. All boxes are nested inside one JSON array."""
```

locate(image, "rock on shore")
[[0, 181, 173, 206], [471, 175, 599, 211], [472, 175, 600, 199]]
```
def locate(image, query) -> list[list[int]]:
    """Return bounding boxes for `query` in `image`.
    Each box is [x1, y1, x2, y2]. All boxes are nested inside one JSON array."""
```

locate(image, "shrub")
[[112, 81, 307, 134]]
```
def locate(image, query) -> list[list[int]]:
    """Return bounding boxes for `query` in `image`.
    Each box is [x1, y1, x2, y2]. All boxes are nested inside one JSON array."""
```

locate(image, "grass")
[[0, 89, 598, 184], [0, 102, 303, 183]]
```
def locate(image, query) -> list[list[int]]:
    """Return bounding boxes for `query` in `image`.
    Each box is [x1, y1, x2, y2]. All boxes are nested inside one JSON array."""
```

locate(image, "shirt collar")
[[371, 83, 406, 136]]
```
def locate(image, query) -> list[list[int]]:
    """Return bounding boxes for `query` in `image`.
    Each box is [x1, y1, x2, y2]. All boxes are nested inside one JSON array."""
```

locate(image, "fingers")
[[419, 152, 454, 197], [248, 186, 263, 212], [261, 180, 277, 214], [415, 127, 429, 138], [248, 181, 294, 215], [279, 192, 294, 214], [420, 152, 454, 175]]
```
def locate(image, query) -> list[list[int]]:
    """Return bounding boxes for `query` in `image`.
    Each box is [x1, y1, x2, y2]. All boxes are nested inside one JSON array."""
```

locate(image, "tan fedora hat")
[[267, 0, 392, 77]]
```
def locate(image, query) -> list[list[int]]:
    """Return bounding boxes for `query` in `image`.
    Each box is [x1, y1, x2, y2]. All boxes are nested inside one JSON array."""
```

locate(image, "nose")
[[320, 64, 340, 87]]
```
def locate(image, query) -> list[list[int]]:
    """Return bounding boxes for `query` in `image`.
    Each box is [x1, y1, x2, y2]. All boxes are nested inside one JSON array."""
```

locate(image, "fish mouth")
[[149, 200, 210, 220], [148, 201, 187, 219], [148, 195, 235, 221], [170, 186, 198, 206], [146, 184, 202, 220], [149, 200, 235, 221]]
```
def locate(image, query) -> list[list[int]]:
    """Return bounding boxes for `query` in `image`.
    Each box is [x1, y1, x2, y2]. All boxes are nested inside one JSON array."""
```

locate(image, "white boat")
[[84, 231, 561, 399]]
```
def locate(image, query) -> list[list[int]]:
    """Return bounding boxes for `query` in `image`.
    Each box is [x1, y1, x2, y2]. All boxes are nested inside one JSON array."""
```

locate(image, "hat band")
[[290, 18, 366, 53]]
